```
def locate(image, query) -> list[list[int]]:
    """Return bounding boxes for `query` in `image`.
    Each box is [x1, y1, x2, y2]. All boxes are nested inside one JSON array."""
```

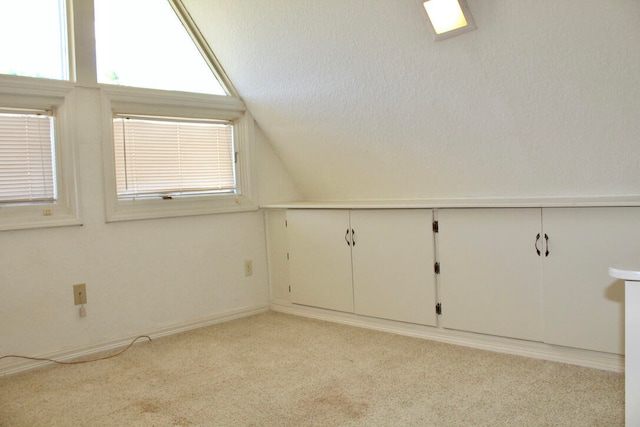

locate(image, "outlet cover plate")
[[73, 283, 87, 305], [244, 260, 253, 276]]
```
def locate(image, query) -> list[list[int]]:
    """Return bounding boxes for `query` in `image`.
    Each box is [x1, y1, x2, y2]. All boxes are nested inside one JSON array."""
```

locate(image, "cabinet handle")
[[351, 229, 356, 246], [535, 233, 541, 256], [345, 229, 351, 247], [544, 233, 550, 257]]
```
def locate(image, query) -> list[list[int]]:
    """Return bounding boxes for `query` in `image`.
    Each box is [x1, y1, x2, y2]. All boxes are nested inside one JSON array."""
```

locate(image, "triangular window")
[[94, 0, 229, 95]]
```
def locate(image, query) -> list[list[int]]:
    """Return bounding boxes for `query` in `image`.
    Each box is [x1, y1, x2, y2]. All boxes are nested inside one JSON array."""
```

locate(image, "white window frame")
[[101, 85, 256, 222], [0, 75, 80, 230]]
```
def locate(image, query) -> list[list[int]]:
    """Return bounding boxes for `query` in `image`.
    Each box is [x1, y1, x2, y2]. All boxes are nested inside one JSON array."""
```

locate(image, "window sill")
[[0, 204, 82, 231], [105, 194, 258, 223]]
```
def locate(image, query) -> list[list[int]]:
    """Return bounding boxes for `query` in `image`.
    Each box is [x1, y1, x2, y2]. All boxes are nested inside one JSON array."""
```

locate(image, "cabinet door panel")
[[266, 210, 290, 304], [543, 207, 640, 354], [287, 210, 354, 313], [351, 210, 437, 326], [438, 208, 544, 341]]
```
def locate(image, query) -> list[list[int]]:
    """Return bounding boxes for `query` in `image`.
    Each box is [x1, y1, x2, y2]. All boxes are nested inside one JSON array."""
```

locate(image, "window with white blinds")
[[112, 114, 236, 199], [0, 110, 57, 204]]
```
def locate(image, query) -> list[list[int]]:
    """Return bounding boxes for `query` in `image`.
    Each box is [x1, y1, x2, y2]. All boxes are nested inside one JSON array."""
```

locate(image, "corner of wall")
[[254, 123, 303, 206]]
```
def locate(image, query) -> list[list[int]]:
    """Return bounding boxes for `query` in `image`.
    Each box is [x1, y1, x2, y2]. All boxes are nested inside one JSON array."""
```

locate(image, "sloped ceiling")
[[183, 0, 640, 201]]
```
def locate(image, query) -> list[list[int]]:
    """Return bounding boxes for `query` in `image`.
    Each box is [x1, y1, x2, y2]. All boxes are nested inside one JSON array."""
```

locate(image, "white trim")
[[0, 304, 270, 377], [101, 85, 245, 113], [1, 302, 622, 377], [262, 195, 640, 210], [271, 301, 624, 373], [0, 75, 75, 98]]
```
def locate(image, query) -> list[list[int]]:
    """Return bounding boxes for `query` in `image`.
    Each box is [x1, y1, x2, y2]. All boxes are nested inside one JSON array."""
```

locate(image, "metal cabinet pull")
[[351, 229, 356, 246], [345, 229, 351, 246], [544, 233, 550, 257], [535, 233, 541, 256]]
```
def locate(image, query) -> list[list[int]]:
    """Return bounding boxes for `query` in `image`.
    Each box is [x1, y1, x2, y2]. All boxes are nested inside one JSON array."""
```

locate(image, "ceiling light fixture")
[[420, 0, 476, 41]]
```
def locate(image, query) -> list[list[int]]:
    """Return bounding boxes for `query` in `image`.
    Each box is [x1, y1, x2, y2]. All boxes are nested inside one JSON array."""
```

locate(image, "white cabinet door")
[[287, 209, 354, 313], [265, 209, 290, 304], [351, 210, 437, 326], [438, 208, 544, 341], [542, 207, 640, 354]]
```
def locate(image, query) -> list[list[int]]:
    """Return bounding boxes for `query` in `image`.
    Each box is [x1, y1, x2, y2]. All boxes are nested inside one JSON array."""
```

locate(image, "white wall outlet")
[[244, 260, 253, 277]]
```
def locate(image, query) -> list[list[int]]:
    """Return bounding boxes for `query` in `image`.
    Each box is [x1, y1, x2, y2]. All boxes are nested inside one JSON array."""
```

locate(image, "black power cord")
[[0, 335, 152, 365]]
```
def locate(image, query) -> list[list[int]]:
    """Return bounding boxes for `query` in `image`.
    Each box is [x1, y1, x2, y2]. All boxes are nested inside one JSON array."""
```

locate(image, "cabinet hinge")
[[434, 262, 440, 274], [436, 303, 442, 315], [432, 220, 439, 233]]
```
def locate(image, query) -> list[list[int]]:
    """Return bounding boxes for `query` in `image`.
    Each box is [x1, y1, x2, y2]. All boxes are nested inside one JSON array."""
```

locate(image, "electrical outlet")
[[73, 283, 87, 305], [244, 260, 253, 277]]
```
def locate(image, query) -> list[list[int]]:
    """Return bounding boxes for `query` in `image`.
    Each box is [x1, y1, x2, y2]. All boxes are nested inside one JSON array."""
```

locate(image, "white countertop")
[[262, 195, 640, 210], [609, 255, 640, 281]]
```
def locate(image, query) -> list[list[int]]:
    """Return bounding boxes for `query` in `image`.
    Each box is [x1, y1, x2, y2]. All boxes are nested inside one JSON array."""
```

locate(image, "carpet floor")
[[0, 311, 624, 426]]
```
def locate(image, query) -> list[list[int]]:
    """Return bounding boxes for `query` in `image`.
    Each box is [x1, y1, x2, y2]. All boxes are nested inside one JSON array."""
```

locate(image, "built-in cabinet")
[[275, 205, 640, 356], [287, 209, 437, 326], [287, 209, 355, 313], [436, 208, 544, 342], [436, 207, 640, 354], [541, 208, 638, 354]]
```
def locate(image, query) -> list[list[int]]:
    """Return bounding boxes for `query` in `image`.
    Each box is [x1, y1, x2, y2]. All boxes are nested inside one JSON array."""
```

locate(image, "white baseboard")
[[0, 304, 270, 377], [271, 301, 624, 373], [3, 302, 622, 377]]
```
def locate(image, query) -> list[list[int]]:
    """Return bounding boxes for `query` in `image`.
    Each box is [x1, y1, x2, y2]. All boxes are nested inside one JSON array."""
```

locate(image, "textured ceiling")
[[183, 0, 640, 201]]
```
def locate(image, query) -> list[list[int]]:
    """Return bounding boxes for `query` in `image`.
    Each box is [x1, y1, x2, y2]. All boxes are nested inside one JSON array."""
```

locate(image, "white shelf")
[[609, 257, 640, 281], [262, 195, 640, 209]]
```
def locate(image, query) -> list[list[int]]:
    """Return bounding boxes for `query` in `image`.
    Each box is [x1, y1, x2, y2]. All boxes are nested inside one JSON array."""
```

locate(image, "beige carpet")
[[0, 312, 624, 426]]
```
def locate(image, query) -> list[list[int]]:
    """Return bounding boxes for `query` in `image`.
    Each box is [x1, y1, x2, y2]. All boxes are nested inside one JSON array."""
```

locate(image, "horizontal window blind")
[[113, 115, 236, 199], [0, 110, 56, 203]]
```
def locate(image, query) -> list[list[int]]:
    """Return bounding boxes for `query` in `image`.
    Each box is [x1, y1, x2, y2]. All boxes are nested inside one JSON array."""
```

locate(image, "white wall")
[[186, 0, 640, 201], [0, 86, 300, 366]]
